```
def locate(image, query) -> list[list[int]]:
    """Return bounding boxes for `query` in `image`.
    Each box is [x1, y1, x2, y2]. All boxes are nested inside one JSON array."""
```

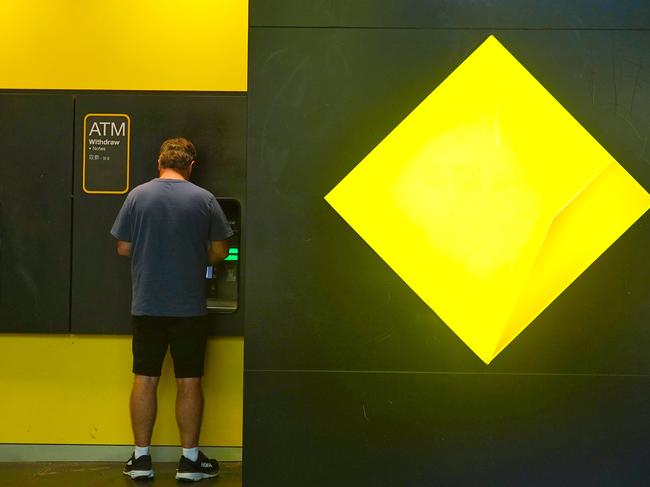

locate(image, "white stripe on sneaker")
[[176, 471, 219, 481], [123, 469, 154, 479]]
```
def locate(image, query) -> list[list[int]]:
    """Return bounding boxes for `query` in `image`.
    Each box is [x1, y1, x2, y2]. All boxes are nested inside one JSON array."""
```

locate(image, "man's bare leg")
[[176, 377, 204, 448], [130, 374, 160, 447]]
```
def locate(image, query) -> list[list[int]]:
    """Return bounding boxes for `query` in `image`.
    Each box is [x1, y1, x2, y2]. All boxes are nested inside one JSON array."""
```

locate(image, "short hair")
[[158, 137, 197, 170]]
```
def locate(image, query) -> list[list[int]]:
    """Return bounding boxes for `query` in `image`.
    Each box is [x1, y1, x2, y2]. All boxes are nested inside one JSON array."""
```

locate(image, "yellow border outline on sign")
[[82, 113, 131, 195]]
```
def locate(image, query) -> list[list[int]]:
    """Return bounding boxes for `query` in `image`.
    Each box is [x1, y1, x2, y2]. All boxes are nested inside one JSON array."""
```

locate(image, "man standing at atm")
[[110, 137, 233, 481]]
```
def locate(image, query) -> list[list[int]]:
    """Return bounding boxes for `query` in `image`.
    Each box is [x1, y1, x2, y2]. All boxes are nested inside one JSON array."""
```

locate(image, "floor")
[[0, 462, 242, 486]]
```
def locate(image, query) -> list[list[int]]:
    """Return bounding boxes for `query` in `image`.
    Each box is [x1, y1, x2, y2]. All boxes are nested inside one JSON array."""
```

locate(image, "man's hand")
[[208, 240, 228, 264], [116, 240, 132, 257]]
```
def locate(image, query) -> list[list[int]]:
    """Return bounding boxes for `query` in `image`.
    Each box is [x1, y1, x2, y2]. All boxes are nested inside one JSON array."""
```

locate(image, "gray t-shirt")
[[110, 178, 233, 317]]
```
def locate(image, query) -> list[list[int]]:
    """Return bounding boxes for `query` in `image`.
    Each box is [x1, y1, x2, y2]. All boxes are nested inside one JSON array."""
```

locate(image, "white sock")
[[134, 445, 150, 459], [182, 447, 199, 462]]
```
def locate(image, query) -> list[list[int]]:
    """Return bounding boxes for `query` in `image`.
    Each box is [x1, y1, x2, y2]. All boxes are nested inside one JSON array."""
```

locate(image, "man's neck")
[[159, 168, 188, 180]]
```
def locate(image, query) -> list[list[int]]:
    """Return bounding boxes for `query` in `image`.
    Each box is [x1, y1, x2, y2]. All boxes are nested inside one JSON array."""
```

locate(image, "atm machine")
[[206, 198, 241, 313]]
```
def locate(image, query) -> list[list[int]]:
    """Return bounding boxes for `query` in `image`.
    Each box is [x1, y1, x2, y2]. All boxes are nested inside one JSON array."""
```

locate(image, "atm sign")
[[82, 113, 131, 195]]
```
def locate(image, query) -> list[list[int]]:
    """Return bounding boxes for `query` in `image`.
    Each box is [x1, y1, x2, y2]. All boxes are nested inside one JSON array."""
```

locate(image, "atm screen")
[[205, 247, 238, 278]]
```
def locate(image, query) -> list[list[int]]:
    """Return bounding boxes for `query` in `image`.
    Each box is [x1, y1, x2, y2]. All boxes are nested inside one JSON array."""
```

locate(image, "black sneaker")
[[175, 450, 220, 482], [122, 453, 154, 480]]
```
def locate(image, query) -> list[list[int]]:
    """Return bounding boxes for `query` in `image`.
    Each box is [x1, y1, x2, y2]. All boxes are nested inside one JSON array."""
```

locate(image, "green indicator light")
[[225, 255, 239, 261], [229, 248, 239, 254]]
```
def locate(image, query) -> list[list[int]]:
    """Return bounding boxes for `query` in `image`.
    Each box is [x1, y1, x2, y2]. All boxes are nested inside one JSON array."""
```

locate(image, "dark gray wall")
[[0, 95, 73, 333], [244, 2, 650, 485]]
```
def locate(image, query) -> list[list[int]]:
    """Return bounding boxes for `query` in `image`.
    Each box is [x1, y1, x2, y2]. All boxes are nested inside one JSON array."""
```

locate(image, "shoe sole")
[[175, 471, 219, 482], [122, 469, 154, 480]]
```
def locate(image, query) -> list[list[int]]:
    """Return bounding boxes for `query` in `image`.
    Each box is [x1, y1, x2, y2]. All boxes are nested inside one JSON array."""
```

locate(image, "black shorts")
[[132, 315, 209, 378]]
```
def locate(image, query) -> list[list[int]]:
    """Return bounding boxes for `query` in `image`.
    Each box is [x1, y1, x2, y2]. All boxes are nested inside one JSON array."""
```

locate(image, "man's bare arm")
[[208, 240, 228, 264], [117, 240, 132, 257]]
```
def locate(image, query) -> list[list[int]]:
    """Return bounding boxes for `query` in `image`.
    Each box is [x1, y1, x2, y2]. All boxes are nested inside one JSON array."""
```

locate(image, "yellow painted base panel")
[[0, 335, 243, 446]]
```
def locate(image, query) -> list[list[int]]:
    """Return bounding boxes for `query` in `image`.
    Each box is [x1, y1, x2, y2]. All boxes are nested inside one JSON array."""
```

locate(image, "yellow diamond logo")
[[325, 36, 650, 364]]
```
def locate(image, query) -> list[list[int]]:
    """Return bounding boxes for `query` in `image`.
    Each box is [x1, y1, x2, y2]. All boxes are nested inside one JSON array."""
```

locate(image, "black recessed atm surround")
[[70, 94, 246, 335]]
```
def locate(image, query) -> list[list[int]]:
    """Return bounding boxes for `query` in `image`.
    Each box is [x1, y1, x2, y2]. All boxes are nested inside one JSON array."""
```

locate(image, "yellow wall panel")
[[0, 335, 243, 446], [0, 0, 248, 91]]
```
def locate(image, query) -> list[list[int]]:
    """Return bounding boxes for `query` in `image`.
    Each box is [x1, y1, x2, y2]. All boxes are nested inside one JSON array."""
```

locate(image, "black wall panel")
[[245, 3, 650, 484], [245, 371, 650, 486], [246, 29, 650, 374], [0, 94, 73, 333], [71, 95, 246, 335], [251, 0, 650, 29]]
